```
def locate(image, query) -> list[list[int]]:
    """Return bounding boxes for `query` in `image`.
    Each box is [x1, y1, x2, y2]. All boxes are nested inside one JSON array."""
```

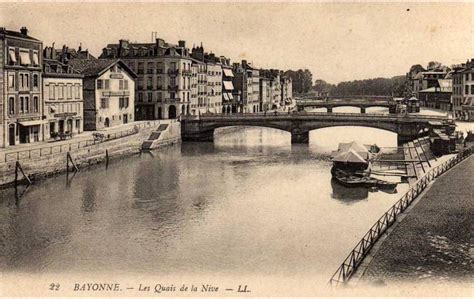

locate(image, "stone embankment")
[[360, 154, 474, 285], [0, 120, 181, 187]]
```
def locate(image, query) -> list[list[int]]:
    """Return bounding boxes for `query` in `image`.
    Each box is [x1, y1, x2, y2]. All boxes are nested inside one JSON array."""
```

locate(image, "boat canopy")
[[337, 141, 370, 159], [331, 149, 368, 164]]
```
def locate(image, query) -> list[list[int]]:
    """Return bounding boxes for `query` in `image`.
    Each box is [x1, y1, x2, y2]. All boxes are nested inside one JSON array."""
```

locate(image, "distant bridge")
[[296, 96, 398, 113], [181, 112, 454, 145]]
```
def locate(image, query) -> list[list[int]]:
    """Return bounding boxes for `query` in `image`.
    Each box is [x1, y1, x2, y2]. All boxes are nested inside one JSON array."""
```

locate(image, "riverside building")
[[42, 49, 84, 139], [101, 38, 192, 120], [68, 57, 136, 130], [0, 27, 43, 148]]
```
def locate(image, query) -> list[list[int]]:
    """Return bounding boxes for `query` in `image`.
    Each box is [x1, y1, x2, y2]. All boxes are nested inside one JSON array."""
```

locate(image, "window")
[[20, 74, 24, 89], [8, 97, 15, 115], [33, 96, 39, 113], [33, 74, 39, 88], [125, 97, 129, 108], [67, 85, 72, 99], [119, 80, 124, 90], [20, 97, 24, 113], [24, 96, 29, 113], [465, 85, 469, 94], [19, 50, 31, 65], [104, 79, 110, 89], [8, 48, 17, 64], [147, 77, 153, 89], [97, 79, 103, 89], [8, 73, 15, 89], [124, 80, 128, 90], [138, 92, 143, 102], [32, 51, 39, 66], [119, 97, 124, 108], [157, 92, 162, 102], [49, 84, 54, 100], [25, 74, 29, 88], [74, 85, 80, 99], [101, 98, 109, 108], [58, 85, 64, 99], [170, 77, 176, 86], [147, 92, 153, 102]]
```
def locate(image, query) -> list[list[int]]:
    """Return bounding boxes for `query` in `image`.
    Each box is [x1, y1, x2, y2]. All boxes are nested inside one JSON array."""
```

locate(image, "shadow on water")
[[330, 178, 369, 202]]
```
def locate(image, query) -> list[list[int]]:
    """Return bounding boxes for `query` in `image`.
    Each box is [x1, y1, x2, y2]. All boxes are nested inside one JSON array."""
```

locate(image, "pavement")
[[0, 120, 162, 163], [359, 154, 474, 285]]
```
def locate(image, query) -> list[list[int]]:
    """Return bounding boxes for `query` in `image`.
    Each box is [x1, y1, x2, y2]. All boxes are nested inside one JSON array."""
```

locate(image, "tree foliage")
[[314, 76, 406, 97], [283, 69, 313, 94]]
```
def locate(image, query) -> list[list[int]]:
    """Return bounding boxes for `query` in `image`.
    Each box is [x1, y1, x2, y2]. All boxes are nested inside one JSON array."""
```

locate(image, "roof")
[[0, 28, 40, 42], [68, 58, 137, 78], [332, 149, 368, 164], [337, 141, 369, 157], [437, 79, 453, 91], [43, 58, 83, 78], [419, 86, 451, 93]]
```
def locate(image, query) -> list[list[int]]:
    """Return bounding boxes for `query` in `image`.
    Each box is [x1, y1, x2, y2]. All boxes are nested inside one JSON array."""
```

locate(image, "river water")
[[0, 109, 411, 294]]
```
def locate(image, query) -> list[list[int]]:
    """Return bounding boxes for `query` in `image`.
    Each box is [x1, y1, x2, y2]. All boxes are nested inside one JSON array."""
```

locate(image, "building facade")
[[280, 75, 293, 106], [233, 60, 260, 113], [412, 71, 447, 100], [42, 56, 84, 139], [1, 27, 43, 148], [69, 58, 136, 130], [220, 57, 236, 114], [101, 39, 192, 120]]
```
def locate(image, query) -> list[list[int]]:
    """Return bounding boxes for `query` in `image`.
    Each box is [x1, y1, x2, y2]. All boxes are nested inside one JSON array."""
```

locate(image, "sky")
[[1, 1, 473, 84]]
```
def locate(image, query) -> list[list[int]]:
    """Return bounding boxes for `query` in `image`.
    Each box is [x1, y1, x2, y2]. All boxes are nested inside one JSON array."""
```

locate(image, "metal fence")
[[2, 120, 164, 163], [328, 145, 473, 286]]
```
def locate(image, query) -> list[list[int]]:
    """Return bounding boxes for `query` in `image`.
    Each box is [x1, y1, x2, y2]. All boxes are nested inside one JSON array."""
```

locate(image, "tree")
[[313, 79, 334, 95], [426, 61, 445, 71], [283, 69, 313, 94]]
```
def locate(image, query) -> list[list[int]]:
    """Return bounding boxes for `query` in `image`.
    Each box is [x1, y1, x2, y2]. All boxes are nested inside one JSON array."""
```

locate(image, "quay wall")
[[0, 121, 181, 187]]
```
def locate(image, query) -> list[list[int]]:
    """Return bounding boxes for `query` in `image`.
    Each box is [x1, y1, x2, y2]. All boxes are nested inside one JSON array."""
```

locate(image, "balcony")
[[168, 85, 179, 92], [168, 69, 179, 76], [165, 97, 181, 103], [182, 69, 193, 76]]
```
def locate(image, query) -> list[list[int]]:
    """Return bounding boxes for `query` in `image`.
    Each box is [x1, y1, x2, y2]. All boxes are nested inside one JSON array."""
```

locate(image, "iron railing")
[[2, 120, 164, 163], [182, 112, 449, 121], [328, 145, 473, 286]]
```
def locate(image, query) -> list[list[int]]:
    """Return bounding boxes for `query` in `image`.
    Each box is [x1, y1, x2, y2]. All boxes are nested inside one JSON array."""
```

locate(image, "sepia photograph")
[[0, 1, 472, 297]]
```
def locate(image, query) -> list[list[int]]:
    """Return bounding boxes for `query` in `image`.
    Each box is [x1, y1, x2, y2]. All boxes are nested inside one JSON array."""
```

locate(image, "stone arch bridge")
[[296, 96, 398, 114], [181, 112, 454, 145]]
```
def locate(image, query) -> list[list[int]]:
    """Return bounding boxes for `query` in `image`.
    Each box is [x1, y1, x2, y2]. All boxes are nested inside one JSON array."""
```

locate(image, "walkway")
[[360, 155, 474, 285], [0, 120, 162, 163]]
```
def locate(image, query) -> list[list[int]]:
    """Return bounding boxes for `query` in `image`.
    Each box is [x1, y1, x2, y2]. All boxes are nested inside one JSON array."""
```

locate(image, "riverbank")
[[358, 154, 473, 290], [0, 120, 181, 187]]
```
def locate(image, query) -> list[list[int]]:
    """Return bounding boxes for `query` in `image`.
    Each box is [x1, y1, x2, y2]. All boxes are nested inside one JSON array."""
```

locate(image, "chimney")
[[156, 38, 164, 48], [178, 40, 186, 48], [20, 27, 28, 36]]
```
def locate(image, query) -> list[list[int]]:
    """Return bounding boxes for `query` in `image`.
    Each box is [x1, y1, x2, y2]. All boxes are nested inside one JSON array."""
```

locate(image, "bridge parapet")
[[181, 112, 452, 145]]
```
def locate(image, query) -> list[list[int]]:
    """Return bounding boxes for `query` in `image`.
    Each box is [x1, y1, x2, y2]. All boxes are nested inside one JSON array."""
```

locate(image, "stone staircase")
[[141, 123, 170, 150]]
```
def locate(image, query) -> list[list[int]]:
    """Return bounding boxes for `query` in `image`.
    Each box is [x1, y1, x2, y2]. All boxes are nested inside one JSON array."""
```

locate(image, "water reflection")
[[330, 178, 369, 202], [0, 126, 407, 285]]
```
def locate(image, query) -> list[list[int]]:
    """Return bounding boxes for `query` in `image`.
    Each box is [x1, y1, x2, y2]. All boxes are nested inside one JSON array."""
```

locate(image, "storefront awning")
[[223, 68, 234, 77], [19, 119, 43, 126], [223, 93, 230, 101], [227, 93, 234, 100], [19, 51, 31, 65], [223, 81, 234, 90]]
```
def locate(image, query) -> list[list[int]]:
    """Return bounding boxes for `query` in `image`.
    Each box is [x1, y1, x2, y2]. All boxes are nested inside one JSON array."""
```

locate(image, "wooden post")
[[15, 161, 32, 186], [105, 149, 109, 167]]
